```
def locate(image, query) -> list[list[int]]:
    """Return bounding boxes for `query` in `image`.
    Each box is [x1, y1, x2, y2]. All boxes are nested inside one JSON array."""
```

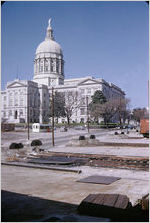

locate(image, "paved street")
[[1, 128, 112, 148]]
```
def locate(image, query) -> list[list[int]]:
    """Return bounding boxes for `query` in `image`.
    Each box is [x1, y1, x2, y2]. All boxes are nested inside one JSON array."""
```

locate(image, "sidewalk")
[[46, 145, 149, 157]]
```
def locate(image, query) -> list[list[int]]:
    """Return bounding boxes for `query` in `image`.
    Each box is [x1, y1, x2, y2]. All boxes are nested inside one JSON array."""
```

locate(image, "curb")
[[1, 162, 82, 174]]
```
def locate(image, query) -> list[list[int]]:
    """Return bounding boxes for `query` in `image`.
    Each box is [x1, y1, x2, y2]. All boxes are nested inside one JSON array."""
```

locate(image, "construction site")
[[1, 127, 149, 222]]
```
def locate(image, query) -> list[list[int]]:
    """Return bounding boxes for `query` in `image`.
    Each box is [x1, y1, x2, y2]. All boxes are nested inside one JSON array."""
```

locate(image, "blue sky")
[[1, 1, 149, 108]]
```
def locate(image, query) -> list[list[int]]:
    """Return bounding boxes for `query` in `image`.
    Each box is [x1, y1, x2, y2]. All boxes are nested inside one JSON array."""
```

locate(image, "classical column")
[[59, 59, 61, 74]]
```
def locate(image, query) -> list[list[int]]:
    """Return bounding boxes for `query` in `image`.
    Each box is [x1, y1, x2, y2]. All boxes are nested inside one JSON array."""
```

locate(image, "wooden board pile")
[[78, 193, 149, 221]]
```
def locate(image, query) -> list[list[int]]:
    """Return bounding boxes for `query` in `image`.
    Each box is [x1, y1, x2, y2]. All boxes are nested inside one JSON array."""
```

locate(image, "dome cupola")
[[33, 19, 64, 87], [36, 19, 62, 55]]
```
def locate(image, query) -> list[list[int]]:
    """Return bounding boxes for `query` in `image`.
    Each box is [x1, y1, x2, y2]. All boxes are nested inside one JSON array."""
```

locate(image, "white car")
[[74, 126, 86, 130]]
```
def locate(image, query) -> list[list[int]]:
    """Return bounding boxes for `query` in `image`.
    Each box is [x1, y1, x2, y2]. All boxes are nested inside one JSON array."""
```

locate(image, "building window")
[[15, 101, 18, 106], [20, 97, 24, 106], [87, 89, 91, 94], [14, 93, 18, 106], [9, 93, 13, 106], [20, 109, 23, 116], [80, 89, 85, 94], [9, 99, 13, 106], [4, 96, 6, 101], [81, 97, 85, 105], [9, 110, 12, 116], [80, 108, 85, 115], [3, 112, 6, 117], [4, 104, 6, 109]]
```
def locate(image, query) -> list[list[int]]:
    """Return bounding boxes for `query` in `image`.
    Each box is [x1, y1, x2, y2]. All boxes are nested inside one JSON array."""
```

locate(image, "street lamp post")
[[26, 91, 30, 141], [51, 87, 55, 146], [27, 98, 30, 140], [86, 96, 90, 133]]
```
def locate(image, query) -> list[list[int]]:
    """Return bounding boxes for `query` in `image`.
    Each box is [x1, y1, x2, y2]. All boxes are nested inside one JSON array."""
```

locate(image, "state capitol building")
[[1, 19, 125, 124]]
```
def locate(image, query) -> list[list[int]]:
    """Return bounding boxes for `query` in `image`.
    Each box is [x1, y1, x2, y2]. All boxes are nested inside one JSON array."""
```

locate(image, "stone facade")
[[1, 80, 49, 124], [1, 19, 125, 124]]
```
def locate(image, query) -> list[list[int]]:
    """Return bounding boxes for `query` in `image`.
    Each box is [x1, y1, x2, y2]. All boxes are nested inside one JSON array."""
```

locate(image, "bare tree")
[[89, 97, 130, 125], [114, 98, 130, 126], [132, 107, 149, 123], [49, 91, 66, 123], [64, 91, 80, 125]]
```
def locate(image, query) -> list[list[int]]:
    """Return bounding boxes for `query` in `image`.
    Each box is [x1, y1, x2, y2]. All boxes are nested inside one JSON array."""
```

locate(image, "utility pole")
[[52, 87, 55, 146], [86, 96, 89, 133], [27, 91, 30, 140]]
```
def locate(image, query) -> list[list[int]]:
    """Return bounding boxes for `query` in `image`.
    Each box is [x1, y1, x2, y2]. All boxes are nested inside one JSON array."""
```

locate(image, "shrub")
[[114, 132, 118, 135], [79, 136, 85, 140], [121, 132, 124, 135], [9, 143, 24, 149], [90, 135, 96, 139], [31, 139, 42, 147]]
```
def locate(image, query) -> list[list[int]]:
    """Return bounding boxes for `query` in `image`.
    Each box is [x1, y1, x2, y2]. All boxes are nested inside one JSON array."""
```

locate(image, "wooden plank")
[[82, 194, 97, 203], [92, 194, 106, 205], [114, 194, 130, 209], [79, 193, 130, 209], [103, 194, 119, 207], [78, 193, 149, 221]]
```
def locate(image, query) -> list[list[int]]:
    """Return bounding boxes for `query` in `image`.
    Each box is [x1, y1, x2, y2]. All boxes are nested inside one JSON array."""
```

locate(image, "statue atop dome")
[[48, 18, 51, 27]]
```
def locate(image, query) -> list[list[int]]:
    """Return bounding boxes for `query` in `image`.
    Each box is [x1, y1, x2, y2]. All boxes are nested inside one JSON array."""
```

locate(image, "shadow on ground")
[[1, 190, 78, 222], [1, 190, 109, 222], [1, 190, 148, 222]]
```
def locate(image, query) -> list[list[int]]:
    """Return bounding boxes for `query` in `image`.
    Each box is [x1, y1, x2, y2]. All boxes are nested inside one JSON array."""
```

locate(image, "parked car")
[[60, 126, 68, 132], [74, 126, 86, 130]]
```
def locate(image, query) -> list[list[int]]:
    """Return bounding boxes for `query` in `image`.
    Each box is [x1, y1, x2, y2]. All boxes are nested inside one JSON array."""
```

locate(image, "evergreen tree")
[[91, 90, 107, 104], [89, 90, 107, 123], [49, 91, 66, 122]]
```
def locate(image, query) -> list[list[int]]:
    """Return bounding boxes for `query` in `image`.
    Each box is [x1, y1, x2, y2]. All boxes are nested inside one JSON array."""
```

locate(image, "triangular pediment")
[[7, 81, 26, 89], [78, 78, 100, 86]]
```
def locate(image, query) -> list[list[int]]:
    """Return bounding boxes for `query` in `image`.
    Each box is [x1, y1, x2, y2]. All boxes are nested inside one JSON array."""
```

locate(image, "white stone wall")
[[1, 76, 125, 124], [1, 80, 41, 124]]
